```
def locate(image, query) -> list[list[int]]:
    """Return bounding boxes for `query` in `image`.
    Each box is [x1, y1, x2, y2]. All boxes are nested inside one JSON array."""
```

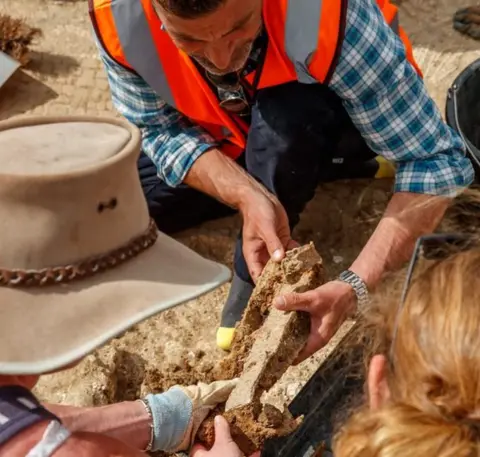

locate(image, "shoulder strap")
[[0, 385, 60, 446], [26, 420, 71, 457]]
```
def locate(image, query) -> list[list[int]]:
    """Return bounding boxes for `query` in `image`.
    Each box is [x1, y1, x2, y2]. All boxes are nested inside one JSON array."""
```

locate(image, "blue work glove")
[[143, 378, 238, 453]]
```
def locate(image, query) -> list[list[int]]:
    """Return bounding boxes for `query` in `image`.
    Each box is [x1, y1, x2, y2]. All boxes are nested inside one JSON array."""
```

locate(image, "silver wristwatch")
[[338, 270, 370, 309]]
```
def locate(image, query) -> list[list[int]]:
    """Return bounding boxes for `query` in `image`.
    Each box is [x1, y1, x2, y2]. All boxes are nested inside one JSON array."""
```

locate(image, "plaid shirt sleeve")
[[97, 46, 217, 187], [328, 0, 474, 196]]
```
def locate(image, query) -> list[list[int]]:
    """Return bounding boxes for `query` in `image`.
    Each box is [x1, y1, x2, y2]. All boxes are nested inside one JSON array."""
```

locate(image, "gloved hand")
[[142, 378, 238, 453]]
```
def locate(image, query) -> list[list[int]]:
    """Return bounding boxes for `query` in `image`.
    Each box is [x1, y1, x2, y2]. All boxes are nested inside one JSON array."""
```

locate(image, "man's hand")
[[191, 416, 260, 457], [274, 280, 355, 363], [184, 149, 296, 281], [240, 190, 297, 282], [272, 192, 451, 363]]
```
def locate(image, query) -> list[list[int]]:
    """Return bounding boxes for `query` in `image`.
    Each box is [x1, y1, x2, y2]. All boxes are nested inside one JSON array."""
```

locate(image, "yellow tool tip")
[[216, 327, 236, 351], [375, 156, 396, 179]]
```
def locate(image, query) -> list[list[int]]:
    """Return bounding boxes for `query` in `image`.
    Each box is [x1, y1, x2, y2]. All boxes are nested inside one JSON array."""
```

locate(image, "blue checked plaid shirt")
[[96, 0, 474, 195]]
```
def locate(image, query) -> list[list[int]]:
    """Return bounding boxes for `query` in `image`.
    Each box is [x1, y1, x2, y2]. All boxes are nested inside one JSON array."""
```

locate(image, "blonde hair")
[[334, 196, 480, 457]]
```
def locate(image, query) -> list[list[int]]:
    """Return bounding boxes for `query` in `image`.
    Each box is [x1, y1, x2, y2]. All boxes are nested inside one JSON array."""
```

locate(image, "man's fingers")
[[243, 247, 264, 283], [263, 231, 285, 262], [190, 417, 238, 456], [249, 240, 298, 280], [294, 313, 344, 364], [190, 444, 208, 457], [293, 333, 327, 365], [287, 239, 300, 250], [212, 415, 234, 446], [273, 289, 320, 313], [247, 260, 264, 283], [243, 241, 270, 283]]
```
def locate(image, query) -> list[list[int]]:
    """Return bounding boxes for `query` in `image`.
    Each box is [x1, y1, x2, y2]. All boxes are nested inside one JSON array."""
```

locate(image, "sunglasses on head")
[[389, 233, 476, 365]]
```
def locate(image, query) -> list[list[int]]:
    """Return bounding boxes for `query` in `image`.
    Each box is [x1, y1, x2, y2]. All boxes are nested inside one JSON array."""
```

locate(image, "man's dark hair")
[[156, 0, 227, 19]]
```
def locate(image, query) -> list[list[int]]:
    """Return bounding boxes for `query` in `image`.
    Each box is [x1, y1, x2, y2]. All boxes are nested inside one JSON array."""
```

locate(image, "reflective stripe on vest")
[[107, 0, 408, 106], [111, 0, 176, 108], [284, 3, 401, 83], [109, 0, 328, 95], [285, 0, 322, 84]]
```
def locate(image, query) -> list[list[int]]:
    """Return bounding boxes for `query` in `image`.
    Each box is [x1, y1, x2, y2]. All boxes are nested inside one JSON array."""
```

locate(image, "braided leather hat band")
[[0, 219, 158, 288]]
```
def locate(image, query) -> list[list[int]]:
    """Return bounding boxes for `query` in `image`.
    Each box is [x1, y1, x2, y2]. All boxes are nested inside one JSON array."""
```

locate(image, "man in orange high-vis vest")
[[90, 0, 474, 359]]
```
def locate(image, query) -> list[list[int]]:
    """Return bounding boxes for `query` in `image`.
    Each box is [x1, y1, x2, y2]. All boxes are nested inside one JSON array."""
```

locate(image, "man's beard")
[[191, 40, 254, 76]]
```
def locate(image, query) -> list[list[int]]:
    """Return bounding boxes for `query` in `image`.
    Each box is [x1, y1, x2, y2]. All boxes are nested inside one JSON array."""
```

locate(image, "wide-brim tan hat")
[[0, 116, 231, 375]]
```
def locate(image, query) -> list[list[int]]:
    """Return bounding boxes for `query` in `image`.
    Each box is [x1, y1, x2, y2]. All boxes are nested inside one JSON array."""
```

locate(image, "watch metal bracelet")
[[338, 269, 370, 309]]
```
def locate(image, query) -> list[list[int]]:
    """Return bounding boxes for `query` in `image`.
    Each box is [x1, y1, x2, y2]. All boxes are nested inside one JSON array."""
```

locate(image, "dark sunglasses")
[[205, 71, 251, 116], [216, 85, 250, 115], [389, 232, 475, 364]]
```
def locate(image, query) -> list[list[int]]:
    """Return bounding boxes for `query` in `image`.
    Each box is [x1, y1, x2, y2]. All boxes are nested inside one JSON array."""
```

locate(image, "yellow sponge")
[[216, 327, 236, 351]]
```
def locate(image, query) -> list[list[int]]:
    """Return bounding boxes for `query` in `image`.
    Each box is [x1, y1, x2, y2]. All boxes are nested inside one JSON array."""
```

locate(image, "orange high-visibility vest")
[[89, 0, 422, 160]]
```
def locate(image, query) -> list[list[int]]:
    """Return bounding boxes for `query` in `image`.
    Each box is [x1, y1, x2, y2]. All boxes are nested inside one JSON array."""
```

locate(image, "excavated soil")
[[198, 403, 301, 456], [214, 244, 324, 384], [0, 0, 477, 453], [196, 244, 325, 454]]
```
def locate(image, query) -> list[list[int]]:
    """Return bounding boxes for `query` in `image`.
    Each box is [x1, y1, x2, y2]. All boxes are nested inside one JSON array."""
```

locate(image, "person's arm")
[[98, 44, 271, 203], [47, 430, 147, 457], [274, 0, 475, 362], [184, 149, 295, 279], [97, 45, 218, 188], [45, 401, 151, 450], [46, 380, 238, 453], [326, 0, 474, 288], [97, 45, 293, 278], [349, 193, 448, 288]]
